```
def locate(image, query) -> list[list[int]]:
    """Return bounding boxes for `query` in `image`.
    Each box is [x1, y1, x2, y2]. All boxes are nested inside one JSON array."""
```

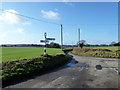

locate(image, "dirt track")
[[5, 52, 119, 88]]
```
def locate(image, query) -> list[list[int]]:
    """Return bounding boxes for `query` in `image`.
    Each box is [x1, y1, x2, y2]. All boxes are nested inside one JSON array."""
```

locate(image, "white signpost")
[[40, 32, 55, 55], [40, 40, 49, 43], [46, 38, 55, 40]]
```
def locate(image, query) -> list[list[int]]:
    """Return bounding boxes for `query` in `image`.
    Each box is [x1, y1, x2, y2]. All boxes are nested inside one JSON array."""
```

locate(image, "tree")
[[109, 41, 120, 46], [77, 40, 86, 48], [46, 42, 61, 48], [1, 45, 7, 47], [111, 41, 116, 46]]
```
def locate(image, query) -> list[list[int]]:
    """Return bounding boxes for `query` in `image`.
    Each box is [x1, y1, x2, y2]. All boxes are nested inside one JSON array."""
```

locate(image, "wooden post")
[[61, 24, 63, 49]]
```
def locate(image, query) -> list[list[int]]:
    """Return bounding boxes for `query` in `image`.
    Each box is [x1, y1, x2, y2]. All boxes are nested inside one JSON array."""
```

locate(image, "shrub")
[[46, 43, 61, 48]]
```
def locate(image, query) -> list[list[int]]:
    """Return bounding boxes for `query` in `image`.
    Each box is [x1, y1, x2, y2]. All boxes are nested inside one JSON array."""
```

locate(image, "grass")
[[72, 46, 120, 58], [2, 47, 64, 62], [0, 47, 2, 63], [74, 46, 119, 51], [83, 46, 119, 51]]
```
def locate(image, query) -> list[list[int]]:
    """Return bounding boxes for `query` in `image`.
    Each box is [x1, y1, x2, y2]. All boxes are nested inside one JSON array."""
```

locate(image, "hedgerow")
[[2, 54, 70, 87]]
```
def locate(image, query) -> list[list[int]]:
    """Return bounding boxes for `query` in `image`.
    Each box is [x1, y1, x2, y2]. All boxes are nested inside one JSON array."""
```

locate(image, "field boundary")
[[2, 54, 71, 87]]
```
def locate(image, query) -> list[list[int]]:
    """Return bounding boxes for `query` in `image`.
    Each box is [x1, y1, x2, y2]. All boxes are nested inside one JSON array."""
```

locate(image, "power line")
[[0, 9, 117, 27], [0, 9, 60, 26]]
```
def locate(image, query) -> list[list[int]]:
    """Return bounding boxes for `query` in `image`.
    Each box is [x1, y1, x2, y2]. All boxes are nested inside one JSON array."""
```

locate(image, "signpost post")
[[40, 32, 55, 55], [44, 32, 47, 55]]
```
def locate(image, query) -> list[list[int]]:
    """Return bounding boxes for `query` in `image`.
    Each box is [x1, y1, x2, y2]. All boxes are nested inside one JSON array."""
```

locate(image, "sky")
[[0, 2, 118, 45]]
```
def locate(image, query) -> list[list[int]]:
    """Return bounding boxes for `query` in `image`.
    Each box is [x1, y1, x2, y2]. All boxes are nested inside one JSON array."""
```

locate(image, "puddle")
[[96, 65, 102, 70], [67, 55, 89, 68], [67, 59, 89, 68], [67, 58, 78, 67]]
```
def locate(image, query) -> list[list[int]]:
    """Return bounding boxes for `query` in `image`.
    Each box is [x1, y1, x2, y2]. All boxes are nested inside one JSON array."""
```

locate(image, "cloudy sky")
[[0, 2, 118, 45]]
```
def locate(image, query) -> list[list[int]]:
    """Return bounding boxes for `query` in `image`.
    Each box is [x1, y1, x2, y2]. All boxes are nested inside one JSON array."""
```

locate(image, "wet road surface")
[[5, 52, 119, 88]]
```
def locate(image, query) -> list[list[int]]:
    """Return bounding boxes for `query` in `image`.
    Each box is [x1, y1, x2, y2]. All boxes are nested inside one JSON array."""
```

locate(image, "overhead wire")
[[0, 8, 60, 26], [0, 9, 117, 27]]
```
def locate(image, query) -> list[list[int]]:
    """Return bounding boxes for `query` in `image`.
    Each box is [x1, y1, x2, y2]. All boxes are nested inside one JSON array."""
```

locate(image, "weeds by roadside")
[[72, 48, 120, 58]]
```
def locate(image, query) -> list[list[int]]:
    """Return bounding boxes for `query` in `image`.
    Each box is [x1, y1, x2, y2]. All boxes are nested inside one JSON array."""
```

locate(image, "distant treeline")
[[1, 44, 44, 47], [1, 43, 61, 48], [1, 42, 120, 47]]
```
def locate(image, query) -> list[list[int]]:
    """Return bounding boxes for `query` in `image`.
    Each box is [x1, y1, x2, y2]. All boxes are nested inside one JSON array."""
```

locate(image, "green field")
[[2, 46, 120, 62], [2, 47, 64, 62]]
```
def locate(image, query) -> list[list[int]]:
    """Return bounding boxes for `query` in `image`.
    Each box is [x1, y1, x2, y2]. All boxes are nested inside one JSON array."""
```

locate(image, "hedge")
[[1, 54, 70, 87]]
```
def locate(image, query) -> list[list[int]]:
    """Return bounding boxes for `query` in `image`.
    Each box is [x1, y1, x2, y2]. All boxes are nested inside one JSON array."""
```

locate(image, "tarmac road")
[[5, 52, 119, 88]]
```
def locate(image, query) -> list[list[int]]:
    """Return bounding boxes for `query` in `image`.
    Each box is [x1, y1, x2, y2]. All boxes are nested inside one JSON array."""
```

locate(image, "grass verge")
[[72, 48, 120, 58], [2, 54, 70, 87]]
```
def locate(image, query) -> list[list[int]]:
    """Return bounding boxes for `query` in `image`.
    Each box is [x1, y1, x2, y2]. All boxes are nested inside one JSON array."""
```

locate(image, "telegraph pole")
[[61, 24, 63, 49], [78, 28, 80, 47]]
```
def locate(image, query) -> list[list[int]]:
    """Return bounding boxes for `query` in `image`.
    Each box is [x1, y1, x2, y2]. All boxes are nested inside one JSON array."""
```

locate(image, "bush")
[[46, 42, 61, 48]]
